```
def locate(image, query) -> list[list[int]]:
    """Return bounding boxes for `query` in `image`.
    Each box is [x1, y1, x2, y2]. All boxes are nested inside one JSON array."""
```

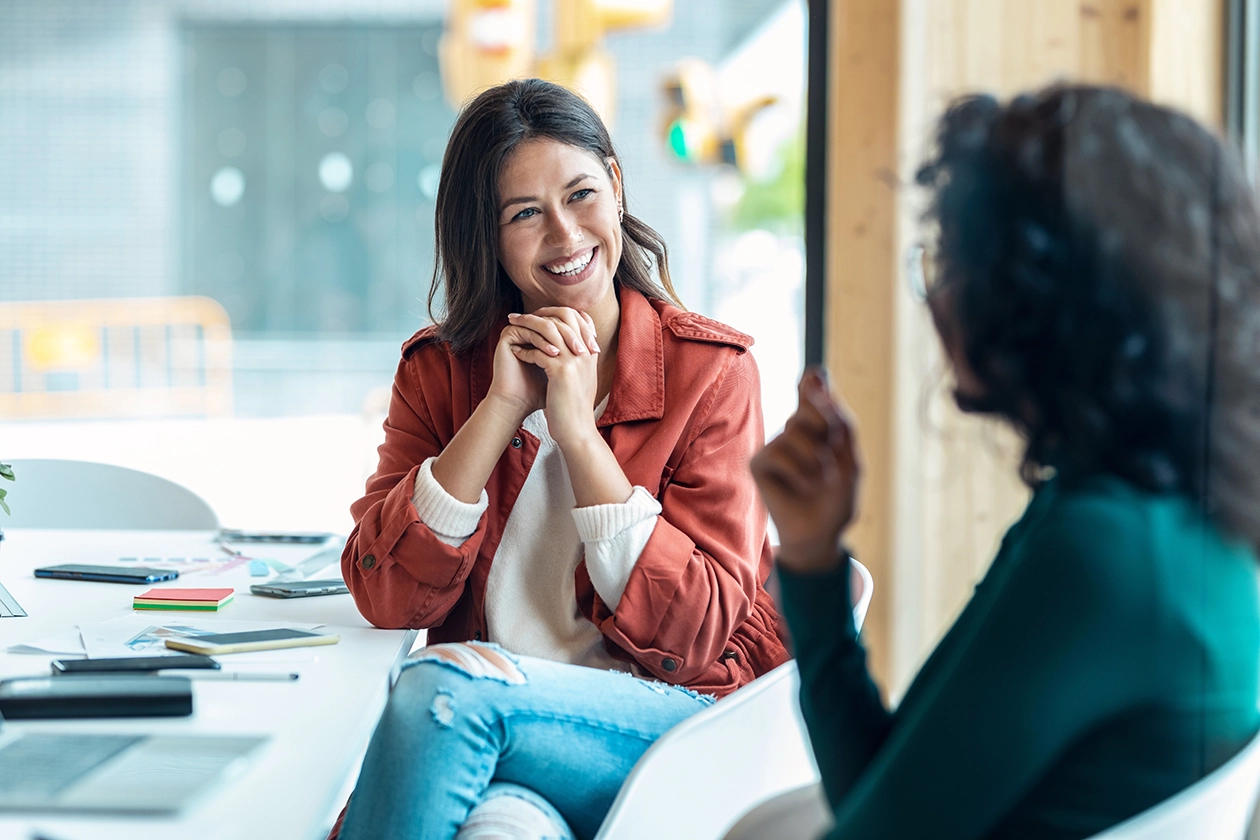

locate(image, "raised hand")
[[750, 368, 862, 574]]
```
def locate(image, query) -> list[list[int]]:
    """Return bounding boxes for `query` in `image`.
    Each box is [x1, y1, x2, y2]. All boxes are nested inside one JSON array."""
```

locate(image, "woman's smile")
[[542, 246, 598, 284]]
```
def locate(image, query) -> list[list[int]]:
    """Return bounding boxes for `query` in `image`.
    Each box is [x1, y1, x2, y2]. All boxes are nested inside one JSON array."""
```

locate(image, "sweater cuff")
[[411, 457, 489, 548], [573, 485, 662, 608], [776, 554, 858, 649]]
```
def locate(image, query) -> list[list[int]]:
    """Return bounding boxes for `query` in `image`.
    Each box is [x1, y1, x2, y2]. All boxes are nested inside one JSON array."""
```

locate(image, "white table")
[[0, 528, 417, 840]]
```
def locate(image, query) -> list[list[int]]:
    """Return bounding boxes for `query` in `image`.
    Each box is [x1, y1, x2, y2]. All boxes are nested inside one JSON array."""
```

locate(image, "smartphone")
[[250, 579, 349, 599], [34, 564, 179, 584], [165, 628, 339, 656], [219, 529, 334, 544], [51, 654, 220, 675]]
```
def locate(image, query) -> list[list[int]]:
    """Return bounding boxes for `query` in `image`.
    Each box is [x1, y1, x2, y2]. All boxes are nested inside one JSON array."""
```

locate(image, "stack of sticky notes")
[[133, 588, 234, 611]]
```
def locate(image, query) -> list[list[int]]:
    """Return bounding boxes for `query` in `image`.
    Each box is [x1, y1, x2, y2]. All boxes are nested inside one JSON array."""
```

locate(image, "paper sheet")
[[6, 631, 87, 656]]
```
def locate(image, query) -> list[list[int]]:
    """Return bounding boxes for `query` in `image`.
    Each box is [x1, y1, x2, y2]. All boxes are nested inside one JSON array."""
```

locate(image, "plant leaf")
[[0, 463, 13, 481]]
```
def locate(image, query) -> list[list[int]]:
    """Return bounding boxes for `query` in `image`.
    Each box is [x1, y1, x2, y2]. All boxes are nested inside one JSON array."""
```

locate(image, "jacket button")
[[361, 554, 376, 570], [661, 658, 677, 672], [511, 437, 523, 449], [474, 631, 483, 641]]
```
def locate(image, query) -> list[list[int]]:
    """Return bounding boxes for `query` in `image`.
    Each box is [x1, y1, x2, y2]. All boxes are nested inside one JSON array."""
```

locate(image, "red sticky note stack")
[[133, 588, 234, 611]]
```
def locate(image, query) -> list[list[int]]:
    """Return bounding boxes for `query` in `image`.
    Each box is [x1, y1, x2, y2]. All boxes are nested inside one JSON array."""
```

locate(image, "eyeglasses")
[[905, 241, 941, 301]]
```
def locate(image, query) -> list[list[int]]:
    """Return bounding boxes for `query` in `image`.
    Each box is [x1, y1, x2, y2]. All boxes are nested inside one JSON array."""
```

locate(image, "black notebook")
[[0, 675, 193, 719]]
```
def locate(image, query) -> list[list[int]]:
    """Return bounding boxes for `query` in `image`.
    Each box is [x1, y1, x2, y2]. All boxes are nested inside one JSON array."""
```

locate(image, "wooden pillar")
[[824, 0, 902, 694], [824, 0, 1226, 696]]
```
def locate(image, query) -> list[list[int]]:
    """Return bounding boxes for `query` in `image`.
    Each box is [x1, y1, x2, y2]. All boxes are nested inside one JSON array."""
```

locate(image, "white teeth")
[[544, 249, 594, 276]]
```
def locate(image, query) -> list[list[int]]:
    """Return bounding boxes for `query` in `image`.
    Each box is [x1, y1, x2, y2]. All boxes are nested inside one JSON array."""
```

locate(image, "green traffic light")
[[667, 120, 692, 161]]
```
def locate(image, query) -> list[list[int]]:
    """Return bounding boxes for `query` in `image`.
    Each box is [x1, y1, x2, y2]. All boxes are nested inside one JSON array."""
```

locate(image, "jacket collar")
[[598, 287, 665, 426]]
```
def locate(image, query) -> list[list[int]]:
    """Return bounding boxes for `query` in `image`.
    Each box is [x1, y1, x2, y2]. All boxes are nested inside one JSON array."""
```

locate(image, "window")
[[1, 0, 806, 531]]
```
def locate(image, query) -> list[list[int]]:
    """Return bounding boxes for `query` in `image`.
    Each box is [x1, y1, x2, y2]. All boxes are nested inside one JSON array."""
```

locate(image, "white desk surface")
[[0, 528, 417, 840]]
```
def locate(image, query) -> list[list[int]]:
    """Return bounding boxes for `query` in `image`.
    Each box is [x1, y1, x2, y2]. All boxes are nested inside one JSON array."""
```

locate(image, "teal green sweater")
[[778, 474, 1260, 839]]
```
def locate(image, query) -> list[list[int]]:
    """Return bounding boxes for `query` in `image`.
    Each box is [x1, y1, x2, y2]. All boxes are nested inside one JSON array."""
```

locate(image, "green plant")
[[728, 128, 805, 235], [0, 462, 12, 515]]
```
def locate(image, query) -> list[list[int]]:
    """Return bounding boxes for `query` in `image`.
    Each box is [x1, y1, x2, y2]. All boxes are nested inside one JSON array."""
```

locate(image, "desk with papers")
[[0, 528, 417, 840]]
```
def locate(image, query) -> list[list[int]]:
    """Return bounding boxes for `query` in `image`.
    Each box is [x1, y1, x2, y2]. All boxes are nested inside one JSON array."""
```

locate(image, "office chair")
[[593, 558, 873, 840], [3, 459, 219, 530]]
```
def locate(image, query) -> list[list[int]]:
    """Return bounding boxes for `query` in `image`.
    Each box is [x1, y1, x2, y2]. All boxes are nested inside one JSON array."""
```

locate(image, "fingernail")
[[575, 343, 586, 353], [549, 345, 560, 355], [592, 341, 601, 353], [508, 313, 520, 319]]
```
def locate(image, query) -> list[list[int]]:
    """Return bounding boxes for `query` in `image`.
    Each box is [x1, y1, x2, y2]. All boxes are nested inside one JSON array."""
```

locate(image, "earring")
[[618, 203, 624, 222]]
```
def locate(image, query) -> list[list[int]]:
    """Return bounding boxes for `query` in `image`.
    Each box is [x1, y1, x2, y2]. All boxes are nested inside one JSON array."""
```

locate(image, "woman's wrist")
[[481, 390, 534, 431], [561, 432, 634, 507], [551, 421, 602, 455], [776, 539, 848, 575]]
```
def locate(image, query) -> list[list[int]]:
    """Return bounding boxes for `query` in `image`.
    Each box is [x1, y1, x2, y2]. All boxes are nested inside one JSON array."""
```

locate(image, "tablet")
[[165, 628, 339, 655], [219, 529, 334, 544]]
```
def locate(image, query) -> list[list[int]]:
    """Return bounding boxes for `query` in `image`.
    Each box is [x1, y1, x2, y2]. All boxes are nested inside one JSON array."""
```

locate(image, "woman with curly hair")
[[751, 85, 1260, 839]]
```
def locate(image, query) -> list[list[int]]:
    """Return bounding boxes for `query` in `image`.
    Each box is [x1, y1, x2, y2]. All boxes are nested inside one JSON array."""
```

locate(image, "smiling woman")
[[497, 140, 623, 315], [333, 78, 790, 840]]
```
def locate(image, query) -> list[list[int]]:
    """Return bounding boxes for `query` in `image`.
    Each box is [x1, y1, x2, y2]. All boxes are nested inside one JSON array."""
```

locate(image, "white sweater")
[[410, 405, 661, 669]]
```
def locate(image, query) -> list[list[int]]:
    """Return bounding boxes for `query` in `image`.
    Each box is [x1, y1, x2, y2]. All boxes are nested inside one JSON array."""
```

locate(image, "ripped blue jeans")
[[338, 642, 713, 840]]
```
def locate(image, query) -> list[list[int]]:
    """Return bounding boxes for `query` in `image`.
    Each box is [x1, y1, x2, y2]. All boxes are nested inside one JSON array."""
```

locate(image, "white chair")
[[1087, 726, 1260, 840], [723, 699, 1260, 840], [2, 458, 219, 530], [594, 558, 872, 840]]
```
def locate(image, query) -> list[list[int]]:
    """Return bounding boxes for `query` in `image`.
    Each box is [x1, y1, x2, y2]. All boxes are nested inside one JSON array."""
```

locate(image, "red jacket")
[[342, 288, 789, 698]]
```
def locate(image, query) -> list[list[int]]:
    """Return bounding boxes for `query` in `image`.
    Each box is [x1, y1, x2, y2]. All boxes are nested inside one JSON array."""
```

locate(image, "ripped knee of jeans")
[[429, 688, 456, 728], [408, 641, 528, 685]]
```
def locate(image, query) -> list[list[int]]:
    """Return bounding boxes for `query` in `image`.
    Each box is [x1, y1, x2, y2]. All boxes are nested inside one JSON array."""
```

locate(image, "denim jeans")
[[338, 642, 713, 840]]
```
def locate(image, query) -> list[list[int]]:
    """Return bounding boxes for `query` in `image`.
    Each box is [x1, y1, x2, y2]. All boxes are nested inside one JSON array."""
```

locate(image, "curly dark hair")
[[916, 84, 1260, 549]]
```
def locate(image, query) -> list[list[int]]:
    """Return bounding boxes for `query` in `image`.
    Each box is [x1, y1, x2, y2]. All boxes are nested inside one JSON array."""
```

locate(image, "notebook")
[[0, 708, 266, 813], [133, 587, 234, 611]]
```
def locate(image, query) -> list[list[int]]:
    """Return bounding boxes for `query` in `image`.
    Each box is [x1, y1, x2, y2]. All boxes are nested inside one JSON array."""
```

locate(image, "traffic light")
[[440, 0, 537, 110], [660, 59, 723, 164], [536, 0, 672, 126], [439, 0, 672, 126], [661, 58, 777, 172]]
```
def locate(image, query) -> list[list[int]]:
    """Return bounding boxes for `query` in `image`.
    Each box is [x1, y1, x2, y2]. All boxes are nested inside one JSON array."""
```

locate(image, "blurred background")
[[0, 0, 808, 533], [5, 0, 1260, 699]]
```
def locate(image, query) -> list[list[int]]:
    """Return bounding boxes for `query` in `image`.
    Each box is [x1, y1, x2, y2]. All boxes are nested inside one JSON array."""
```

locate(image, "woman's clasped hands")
[[488, 306, 602, 448]]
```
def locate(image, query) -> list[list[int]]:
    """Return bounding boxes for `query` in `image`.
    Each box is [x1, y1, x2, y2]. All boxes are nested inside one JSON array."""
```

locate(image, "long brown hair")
[[428, 78, 682, 353]]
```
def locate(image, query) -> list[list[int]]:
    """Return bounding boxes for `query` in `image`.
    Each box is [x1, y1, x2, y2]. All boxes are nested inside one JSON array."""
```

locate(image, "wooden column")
[[824, 0, 902, 694], [824, 0, 1226, 696]]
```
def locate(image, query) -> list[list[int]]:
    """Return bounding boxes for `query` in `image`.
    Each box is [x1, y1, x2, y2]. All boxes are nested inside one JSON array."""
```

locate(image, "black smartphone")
[[51, 654, 220, 675], [34, 564, 178, 584], [249, 579, 350, 599]]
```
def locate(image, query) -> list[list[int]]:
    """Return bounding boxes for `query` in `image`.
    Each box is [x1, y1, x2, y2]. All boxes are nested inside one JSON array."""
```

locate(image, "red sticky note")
[[135, 588, 234, 602]]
